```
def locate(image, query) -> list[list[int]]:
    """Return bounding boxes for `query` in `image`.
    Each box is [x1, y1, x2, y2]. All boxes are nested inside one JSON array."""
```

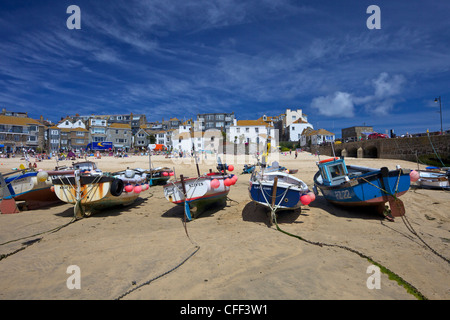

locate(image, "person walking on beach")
[[295, 150, 298, 159]]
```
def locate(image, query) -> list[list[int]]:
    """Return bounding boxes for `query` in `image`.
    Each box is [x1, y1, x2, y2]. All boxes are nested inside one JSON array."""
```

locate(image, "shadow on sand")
[[241, 201, 310, 227], [162, 199, 227, 220]]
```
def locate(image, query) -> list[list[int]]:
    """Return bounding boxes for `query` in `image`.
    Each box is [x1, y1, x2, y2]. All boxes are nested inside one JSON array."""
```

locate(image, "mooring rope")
[[0, 217, 77, 262], [361, 173, 449, 264], [116, 177, 201, 300], [271, 214, 428, 300]]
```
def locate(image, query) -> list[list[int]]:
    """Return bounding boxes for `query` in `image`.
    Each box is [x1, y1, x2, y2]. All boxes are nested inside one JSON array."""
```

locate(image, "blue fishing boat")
[[249, 171, 311, 210], [248, 156, 314, 226], [313, 157, 412, 216], [242, 164, 255, 174]]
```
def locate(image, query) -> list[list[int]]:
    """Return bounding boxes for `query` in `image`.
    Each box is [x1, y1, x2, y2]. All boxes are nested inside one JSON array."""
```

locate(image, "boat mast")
[[190, 126, 200, 177]]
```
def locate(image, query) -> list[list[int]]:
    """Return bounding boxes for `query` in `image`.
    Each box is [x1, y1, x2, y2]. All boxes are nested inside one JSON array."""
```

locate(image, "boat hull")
[[0, 171, 60, 211], [249, 181, 303, 210], [249, 171, 310, 211], [314, 167, 411, 207], [417, 170, 449, 189], [163, 174, 231, 217], [52, 172, 145, 216]]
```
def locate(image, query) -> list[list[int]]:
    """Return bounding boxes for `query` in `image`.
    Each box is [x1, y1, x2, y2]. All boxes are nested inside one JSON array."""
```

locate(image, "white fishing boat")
[[415, 167, 450, 189], [163, 158, 237, 220], [50, 161, 148, 218]]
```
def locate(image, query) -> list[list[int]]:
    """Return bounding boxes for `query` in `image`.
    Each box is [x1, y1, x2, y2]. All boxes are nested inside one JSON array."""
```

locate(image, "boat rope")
[[427, 134, 446, 167], [359, 170, 402, 200], [360, 173, 449, 263], [400, 215, 450, 265], [256, 176, 292, 225], [115, 244, 200, 300], [116, 178, 201, 300], [0, 217, 77, 262], [270, 214, 428, 300]]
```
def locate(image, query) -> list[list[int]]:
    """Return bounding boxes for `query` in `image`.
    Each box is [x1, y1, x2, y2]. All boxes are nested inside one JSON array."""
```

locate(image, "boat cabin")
[[72, 161, 100, 173], [317, 158, 349, 186]]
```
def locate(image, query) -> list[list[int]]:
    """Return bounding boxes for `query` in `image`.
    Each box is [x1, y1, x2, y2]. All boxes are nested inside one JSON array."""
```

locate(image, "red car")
[[368, 132, 389, 139]]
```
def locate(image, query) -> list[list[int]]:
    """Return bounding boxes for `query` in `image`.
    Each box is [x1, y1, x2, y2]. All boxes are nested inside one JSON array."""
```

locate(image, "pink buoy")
[[224, 178, 232, 186], [227, 165, 234, 172], [307, 192, 316, 202], [124, 185, 134, 193], [409, 170, 420, 182], [300, 194, 312, 205], [169, 171, 174, 176], [162, 171, 169, 176], [210, 179, 220, 189], [134, 185, 142, 193]]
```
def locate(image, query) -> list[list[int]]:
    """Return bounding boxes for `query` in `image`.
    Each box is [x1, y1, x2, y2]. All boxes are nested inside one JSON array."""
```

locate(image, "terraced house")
[[107, 122, 132, 151], [0, 113, 45, 154]]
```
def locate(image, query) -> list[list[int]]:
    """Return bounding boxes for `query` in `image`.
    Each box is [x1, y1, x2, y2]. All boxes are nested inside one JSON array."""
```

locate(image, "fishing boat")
[[266, 161, 298, 174], [249, 168, 312, 211], [313, 157, 412, 217], [248, 158, 313, 225], [163, 160, 237, 220], [147, 167, 174, 185], [0, 166, 60, 213], [242, 164, 255, 174], [50, 161, 148, 218], [414, 167, 450, 189]]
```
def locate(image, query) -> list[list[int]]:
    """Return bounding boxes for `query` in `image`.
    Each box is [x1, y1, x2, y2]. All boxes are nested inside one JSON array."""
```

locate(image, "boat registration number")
[[334, 190, 351, 200]]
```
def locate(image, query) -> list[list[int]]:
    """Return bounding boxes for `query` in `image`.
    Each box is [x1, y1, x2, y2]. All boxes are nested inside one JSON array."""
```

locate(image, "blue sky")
[[0, 0, 449, 137]]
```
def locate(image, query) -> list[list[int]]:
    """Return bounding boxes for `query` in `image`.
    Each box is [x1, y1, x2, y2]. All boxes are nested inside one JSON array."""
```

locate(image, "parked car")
[[368, 132, 389, 139]]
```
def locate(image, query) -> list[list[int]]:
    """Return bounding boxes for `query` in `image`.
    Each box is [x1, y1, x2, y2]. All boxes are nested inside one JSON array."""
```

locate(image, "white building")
[[284, 108, 308, 129], [300, 128, 335, 146], [56, 117, 86, 129], [288, 118, 314, 142], [228, 119, 277, 154], [171, 120, 221, 154]]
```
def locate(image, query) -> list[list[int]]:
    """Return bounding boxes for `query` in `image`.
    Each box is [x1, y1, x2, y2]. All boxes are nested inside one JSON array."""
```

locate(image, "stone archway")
[[364, 145, 378, 158], [347, 147, 358, 158]]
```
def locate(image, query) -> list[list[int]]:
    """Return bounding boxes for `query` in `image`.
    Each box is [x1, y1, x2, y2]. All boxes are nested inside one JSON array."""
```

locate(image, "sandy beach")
[[0, 152, 448, 300]]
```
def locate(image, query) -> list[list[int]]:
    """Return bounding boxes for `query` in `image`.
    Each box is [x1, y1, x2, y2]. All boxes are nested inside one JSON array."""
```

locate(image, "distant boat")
[[416, 167, 450, 189], [313, 157, 411, 217], [242, 164, 255, 174], [0, 166, 60, 213], [147, 167, 174, 185], [50, 161, 148, 218]]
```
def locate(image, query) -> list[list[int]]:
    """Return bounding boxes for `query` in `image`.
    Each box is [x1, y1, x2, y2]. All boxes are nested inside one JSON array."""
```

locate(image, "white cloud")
[[372, 72, 405, 99], [311, 73, 406, 118], [310, 91, 354, 117]]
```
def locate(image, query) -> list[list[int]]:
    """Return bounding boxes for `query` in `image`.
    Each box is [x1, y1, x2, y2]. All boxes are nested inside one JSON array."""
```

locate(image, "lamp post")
[[434, 96, 443, 134]]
